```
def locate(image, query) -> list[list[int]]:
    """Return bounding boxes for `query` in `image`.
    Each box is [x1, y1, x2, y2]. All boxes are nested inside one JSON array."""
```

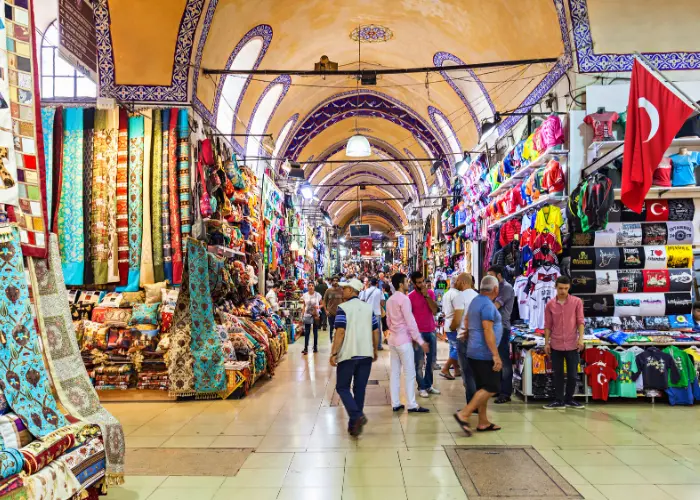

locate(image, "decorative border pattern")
[[433, 52, 496, 136], [329, 193, 406, 223], [404, 148, 438, 191], [191, 0, 220, 117], [428, 105, 462, 171], [272, 113, 298, 168], [245, 74, 291, 159], [94, 0, 205, 102], [570, 0, 700, 73]]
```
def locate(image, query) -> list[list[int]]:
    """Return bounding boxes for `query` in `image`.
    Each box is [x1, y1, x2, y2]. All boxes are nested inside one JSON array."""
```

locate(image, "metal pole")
[[634, 52, 700, 114]]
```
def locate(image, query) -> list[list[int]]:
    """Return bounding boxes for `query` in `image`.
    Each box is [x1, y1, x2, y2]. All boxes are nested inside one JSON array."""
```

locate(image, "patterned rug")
[[121, 114, 144, 292], [167, 249, 195, 397], [28, 234, 125, 485], [150, 111, 164, 283], [160, 109, 172, 283]]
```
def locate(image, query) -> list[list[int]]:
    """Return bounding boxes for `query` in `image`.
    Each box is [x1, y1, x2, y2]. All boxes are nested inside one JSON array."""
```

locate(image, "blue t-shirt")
[[670, 152, 700, 187], [466, 294, 503, 360]]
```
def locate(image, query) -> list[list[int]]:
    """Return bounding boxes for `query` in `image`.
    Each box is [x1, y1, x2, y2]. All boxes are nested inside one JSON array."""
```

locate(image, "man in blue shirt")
[[453, 276, 503, 436]]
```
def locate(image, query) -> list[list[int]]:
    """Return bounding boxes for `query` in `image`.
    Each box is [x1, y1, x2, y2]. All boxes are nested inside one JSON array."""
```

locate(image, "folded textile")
[[57, 437, 105, 488], [0, 475, 25, 499], [0, 449, 24, 479], [25, 459, 81, 500], [0, 414, 34, 449], [20, 425, 80, 475]]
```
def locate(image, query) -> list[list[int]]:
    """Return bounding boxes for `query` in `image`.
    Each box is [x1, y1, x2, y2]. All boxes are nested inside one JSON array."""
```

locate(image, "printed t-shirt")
[[513, 276, 530, 322], [668, 199, 695, 221], [652, 157, 672, 187], [571, 233, 594, 247], [621, 204, 646, 222], [667, 221, 694, 244], [609, 350, 622, 398], [617, 270, 643, 293], [643, 270, 670, 293], [669, 314, 693, 330], [645, 199, 669, 221], [595, 271, 618, 294], [617, 350, 639, 398], [570, 271, 596, 294], [669, 152, 700, 187], [466, 294, 503, 360], [667, 245, 693, 268], [528, 266, 560, 329], [613, 294, 641, 317], [584, 112, 620, 142], [571, 247, 595, 270], [584, 362, 618, 401], [669, 269, 693, 292], [607, 202, 622, 223], [642, 224, 668, 246], [616, 223, 642, 246], [594, 224, 619, 247], [534, 206, 564, 246], [408, 289, 437, 333], [643, 246, 667, 269], [595, 248, 620, 270], [665, 293, 692, 315], [580, 294, 614, 317], [441, 288, 465, 332], [620, 247, 645, 269], [637, 293, 667, 316]]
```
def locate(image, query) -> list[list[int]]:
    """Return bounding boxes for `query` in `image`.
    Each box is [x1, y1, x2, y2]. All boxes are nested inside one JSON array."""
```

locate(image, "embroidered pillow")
[[130, 303, 160, 326], [100, 292, 124, 308], [144, 281, 168, 304], [103, 308, 132, 327]]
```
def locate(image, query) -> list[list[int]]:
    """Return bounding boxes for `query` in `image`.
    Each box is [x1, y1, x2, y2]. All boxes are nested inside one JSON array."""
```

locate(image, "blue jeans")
[[446, 331, 459, 361], [498, 328, 513, 398], [336, 357, 373, 422], [457, 339, 477, 404], [414, 332, 436, 390], [304, 322, 318, 351], [328, 314, 336, 341]]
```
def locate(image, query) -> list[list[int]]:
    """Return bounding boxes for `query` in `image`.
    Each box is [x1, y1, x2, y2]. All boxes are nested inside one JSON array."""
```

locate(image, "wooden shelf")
[[614, 186, 700, 200]]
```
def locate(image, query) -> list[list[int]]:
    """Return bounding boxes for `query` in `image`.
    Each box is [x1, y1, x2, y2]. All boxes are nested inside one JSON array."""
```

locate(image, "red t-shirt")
[[584, 112, 620, 142], [652, 158, 672, 187], [584, 363, 617, 401], [409, 289, 437, 333]]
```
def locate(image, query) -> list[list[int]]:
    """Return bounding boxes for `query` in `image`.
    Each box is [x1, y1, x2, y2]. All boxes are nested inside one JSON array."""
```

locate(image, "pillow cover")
[[130, 303, 161, 326], [144, 281, 168, 304]]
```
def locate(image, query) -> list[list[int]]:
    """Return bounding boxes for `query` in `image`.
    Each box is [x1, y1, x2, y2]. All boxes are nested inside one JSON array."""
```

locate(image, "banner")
[[58, 0, 97, 81]]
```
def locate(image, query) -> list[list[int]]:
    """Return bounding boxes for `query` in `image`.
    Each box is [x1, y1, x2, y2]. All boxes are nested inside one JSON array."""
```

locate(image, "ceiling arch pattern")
[[316, 170, 411, 202], [245, 74, 291, 162], [322, 186, 406, 218], [339, 208, 403, 233], [403, 148, 431, 193], [332, 194, 406, 223], [428, 105, 462, 167], [273, 114, 299, 168]]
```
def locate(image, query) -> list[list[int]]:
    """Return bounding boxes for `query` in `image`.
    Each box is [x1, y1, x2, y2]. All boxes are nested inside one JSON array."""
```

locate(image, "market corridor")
[[106, 335, 700, 500]]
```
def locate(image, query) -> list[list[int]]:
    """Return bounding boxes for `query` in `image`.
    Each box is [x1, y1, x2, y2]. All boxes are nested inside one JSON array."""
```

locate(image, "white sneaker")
[[428, 387, 441, 395], [419, 390, 429, 398]]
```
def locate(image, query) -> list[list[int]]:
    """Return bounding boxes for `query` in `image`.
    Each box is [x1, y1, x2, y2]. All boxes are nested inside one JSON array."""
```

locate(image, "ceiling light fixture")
[[300, 183, 314, 200], [430, 184, 439, 196], [455, 152, 472, 177], [479, 112, 502, 143], [346, 25, 371, 158]]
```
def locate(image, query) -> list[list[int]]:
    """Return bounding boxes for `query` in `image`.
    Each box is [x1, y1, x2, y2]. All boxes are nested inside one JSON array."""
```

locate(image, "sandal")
[[439, 372, 455, 380], [476, 423, 502, 432], [453, 413, 472, 436]]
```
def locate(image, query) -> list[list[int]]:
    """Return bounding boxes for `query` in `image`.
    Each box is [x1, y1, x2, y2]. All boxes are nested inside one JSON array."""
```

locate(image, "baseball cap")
[[339, 278, 363, 292]]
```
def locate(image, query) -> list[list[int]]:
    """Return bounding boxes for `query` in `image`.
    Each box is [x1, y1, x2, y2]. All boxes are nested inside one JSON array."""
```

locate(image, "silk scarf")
[[177, 110, 191, 253], [0, 475, 24, 499], [166, 247, 195, 397], [188, 239, 226, 397], [40, 108, 55, 229], [21, 432, 75, 475], [50, 108, 63, 234], [139, 109, 154, 286], [0, 227, 68, 437], [103, 110, 120, 283], [82, 109, 95, 285], [28, 234, 125, 484], [57, 107, 84, 286], [91, 110, 109, 283], [161, 109, 172, 283], [168, 110, 182, 284], [151, 112, 164, 282], [116, 109, 129, 285]]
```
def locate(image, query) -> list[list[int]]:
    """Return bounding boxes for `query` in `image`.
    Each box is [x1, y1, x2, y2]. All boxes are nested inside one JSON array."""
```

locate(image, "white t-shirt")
[[266, 290, 279, 312], [513, 276, 530, 322], [360, 286, 383, 315], [442, 288, 466, 331], [528, 266, 560, 330], [458, 289, 479, 338], [302, 292, 322, 316]]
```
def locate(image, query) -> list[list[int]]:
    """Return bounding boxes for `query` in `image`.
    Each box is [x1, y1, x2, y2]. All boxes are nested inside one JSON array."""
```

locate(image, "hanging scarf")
[[139, 110, 154, 286], [167, 249, 195, 397], [168, 110, 183, 284], [50, 108, 64, 234], [91, 110, 109, 283], [103, 109, 120, 283], [57, 107, 84, 286], [41, 108, 55, 229], [116, 109, 129, 286], [28, 234, 125, 485], [177, 110, 191, 253], [188, 239, 226, 397], [151, 112, 164, 283], [161, 110, 173, 283], [82, 108, 95, 285], [0, 227, 69, 437]]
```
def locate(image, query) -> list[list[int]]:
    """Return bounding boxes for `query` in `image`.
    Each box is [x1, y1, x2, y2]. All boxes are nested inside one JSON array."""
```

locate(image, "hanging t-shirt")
[[620, 247, 645, 269], [534, 206, 564, 247], [644, 246, 667, 269], [652, 157, 673, 187], [635, 348, 681, 390], [667, 199, 695, 221], [594, 223, 619, 247], [584, 362, 618, 400], [621, 204, 646, 222], [645, 199, 669, 222], [570, 271, 596, 294], [667, 245, 693, 268], [643, 269, 670, 293], [595, 248, 620, 270], [513, 276, 531, 322], [584, 112, 620, 142], [613, 294, 641, 317], [607, 202, 622, 223], [617, 270, 643, 294], [571, 247, 595, 270], [617, 350, 639, 398], [669, 152, 700, 187], [665, 293, 692, 315], [596, 271, 618, 294], [528, 266, 560, 329], [642, 224, 668, 246], [669, 268, 693, 292], [663, 346, 696, 389], [609, 350, 622, 398], [667, 221, 694, 244]]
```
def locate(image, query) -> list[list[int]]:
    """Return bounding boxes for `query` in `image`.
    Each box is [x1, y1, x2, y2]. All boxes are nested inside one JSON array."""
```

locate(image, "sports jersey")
[[532, 247, 559, 266], [534, 206, 564, 247], [513, 275, 531, 322], [542, 159, 565, 193], [583, 111, 620, 142], [652, 157, 673, 187], [527, 265, 560, 329], [532, 231, 562, 254], [523, 134, 537, 163], [538, 115, 564, 150], [669, 152, 700, 187]]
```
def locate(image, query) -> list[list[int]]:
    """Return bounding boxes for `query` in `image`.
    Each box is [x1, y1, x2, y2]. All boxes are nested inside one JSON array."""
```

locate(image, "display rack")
[[585, 138, 700, 176], [489, 148, 569, 198]]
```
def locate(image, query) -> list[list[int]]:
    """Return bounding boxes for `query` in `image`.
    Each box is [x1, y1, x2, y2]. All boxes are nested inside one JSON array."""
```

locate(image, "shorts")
[[446, 331, 458, 360], [468, 358, 501, 394]]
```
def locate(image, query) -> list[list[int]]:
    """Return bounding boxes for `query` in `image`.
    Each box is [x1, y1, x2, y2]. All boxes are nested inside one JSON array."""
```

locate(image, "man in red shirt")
[[543, 276, 585, 410], [409, 271, 440, 398]]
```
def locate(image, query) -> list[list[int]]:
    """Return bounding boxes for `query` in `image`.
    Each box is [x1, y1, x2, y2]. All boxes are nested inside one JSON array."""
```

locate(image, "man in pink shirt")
[[386, 273, 430, 413], [543, 276, 585, 410], [409, 271, 440, 398]]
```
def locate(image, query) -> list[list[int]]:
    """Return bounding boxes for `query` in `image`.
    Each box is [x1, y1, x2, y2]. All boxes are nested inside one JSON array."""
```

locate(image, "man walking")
[[454, 276, 503, 435], [543, 276, 585, 410], [361, 278, 385, 350], [386, 273, 430, 413], [330, 279, 380, 436], [457, 274, 479, 404], [409, 271, 440, 398], [440, 273, 468, 380], [316, 277, 329, 330], [322, 276, 343, 341], [487, 266, 515, 404]]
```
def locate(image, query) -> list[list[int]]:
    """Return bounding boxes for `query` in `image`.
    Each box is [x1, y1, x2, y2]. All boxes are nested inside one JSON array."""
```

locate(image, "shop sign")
[[58, 0, 98, 81]]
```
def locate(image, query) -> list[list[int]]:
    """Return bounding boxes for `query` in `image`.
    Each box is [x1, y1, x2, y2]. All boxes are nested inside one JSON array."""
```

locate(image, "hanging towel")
[[41, 108, 56, 228], [140, 110, 155, 286], [161, 109, 173, 283], [177, 109, 191, 254], [82, 108, 95, 285], [104, 109, 120, 283], [116, 109, 129, 286], [151, 111, 164, 283], [58, 107, 84, 286], [168, 110, 183, 284]]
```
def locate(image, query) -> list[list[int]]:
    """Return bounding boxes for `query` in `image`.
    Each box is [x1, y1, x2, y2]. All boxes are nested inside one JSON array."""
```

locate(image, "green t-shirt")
[[608, 350, 621, 397], [617, 350, 639, 398], [664, 346, 696, 388]]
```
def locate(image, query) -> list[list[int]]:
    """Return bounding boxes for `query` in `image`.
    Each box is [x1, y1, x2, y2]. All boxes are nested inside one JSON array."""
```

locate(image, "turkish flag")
[[360, 238, 372, 256], [621, 58, 694, 213], [645, 199, 669, 222]]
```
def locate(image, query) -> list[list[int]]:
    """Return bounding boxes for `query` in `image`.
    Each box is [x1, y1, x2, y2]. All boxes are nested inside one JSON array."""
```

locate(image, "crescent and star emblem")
[[650, 202, 665, 216], [638, 97, 660, 143]]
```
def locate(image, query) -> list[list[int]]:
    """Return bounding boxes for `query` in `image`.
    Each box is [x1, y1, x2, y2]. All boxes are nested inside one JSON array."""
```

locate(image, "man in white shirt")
[[439, 273, 469, 380], [456, 274, 479, 404], [361, 278, 385, 350], [265, 285, 279, 313]]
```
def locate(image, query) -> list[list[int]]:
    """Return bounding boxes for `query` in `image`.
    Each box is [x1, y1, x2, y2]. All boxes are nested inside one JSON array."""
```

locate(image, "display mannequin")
[[669, 147, 700, 187], [583, 107, 620, 142]]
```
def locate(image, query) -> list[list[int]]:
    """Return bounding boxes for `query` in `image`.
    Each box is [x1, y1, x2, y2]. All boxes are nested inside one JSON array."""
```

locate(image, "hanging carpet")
[[168, 110, 182, 284], [161, 109, 173, 284], [151, 111, 164, 283], [140, 109, 154, 286], [116, 109, 129, 286], [177, 110, 191, 253]]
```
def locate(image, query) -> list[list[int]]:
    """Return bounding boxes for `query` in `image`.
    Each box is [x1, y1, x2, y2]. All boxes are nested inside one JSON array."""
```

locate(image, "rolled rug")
[[0, 449, 23, 480], [21, 432, 75, 475]]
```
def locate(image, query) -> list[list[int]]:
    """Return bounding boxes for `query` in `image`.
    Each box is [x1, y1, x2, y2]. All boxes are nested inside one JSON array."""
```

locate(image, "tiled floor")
[[106, 332, 700, 499]]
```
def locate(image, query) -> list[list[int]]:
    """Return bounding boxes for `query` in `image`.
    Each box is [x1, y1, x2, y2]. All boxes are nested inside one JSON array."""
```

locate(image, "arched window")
[[40, 21, 96, 99]]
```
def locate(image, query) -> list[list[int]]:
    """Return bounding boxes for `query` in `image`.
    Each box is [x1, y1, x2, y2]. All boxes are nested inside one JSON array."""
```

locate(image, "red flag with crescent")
[[360, 238, 372, 256], [621, 58, 694, 213]]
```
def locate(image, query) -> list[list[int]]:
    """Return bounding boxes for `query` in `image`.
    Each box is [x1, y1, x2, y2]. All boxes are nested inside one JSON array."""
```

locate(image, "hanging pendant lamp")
[[346, 25, 371, 158]]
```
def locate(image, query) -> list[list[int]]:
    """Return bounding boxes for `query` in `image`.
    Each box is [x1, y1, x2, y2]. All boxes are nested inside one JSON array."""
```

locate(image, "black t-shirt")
[[580, 294, 614, 317], [570, 271, 596, 294], [620, 247, 645, 269], [617, 270, 643, 293], [669, 268, 693, 292], [635, 349, 680, 390], [621, 316, 644, 331], [642, 223, 668, 246], [570, 247, 595, 270], [607, 202, 622, 223], [668, 199, 695, 222], [595, 248, 620, 270], [621, 204, 646, 222], [571, 233, 594, 247], [665, 293, 693, 315]]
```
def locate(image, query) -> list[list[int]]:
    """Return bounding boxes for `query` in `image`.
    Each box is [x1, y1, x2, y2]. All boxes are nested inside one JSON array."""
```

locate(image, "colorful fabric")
[[28, 234, 125, 484], [82, 109, 95, 285], [130, 303, 160, 325], [0, 449, 23, 479], [188, 239, 226, 397], [58, 437, 105, 487], [168, 111, 183, 284], [41, 108, 56, 229], [0, 227, 68, 437], [91, 110, 110, 283], [24, 458, 81, 500], [103, 110, 120, 284], [140, 109, 154, 286], [160, 110, 172, 283], [151, 112, 164, 282], [116, 109, 129, 285], [166, 249, 195, 397], [0, 413, 33, 449], [0, 475, 25, 499], [57, 107, 85, 285], [21, 432, 75, 475], [177, 110, 191, 252]]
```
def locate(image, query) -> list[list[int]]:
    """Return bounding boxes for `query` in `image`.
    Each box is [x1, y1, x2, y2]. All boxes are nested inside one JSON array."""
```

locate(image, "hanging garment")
[[41, 108, 56, 229], [167, 250, 195, 397], [28, 234, 125, 484], [139, 110, 155, 286], [83, 108, 95, 285], [103, 109, 120, 283], [161, 110, 173, 283], [57, 107, 85, 286], [0, 227, 69, 437], [151, 112, 164, 283], [168, 110, 183, 284], [188, 239, 226, 397], [177, 109, 191, 253], [116, 109, 129, 286]]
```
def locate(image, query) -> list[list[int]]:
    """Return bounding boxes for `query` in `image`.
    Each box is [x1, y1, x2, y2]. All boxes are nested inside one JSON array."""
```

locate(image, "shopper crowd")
[[288, 266, 585, 437]]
